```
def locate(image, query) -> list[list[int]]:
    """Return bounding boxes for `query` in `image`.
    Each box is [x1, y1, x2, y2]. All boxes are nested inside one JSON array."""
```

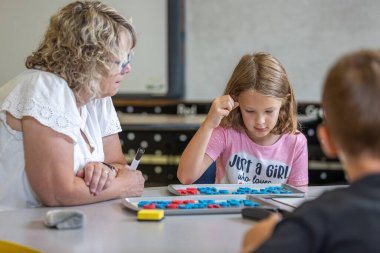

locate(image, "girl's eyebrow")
[[242, 105, 276, 110]]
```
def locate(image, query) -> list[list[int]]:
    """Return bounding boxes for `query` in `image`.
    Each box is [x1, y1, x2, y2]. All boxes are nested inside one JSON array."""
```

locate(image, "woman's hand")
[[76, 162, 117, 195], [241, 213, 281, 253], [204, 95, 239, 129], [116, 168, 145, 197]]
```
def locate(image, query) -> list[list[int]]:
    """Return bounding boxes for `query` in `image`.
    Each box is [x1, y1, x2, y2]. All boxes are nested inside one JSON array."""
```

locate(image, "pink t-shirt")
[[206, 127, 308, 186]]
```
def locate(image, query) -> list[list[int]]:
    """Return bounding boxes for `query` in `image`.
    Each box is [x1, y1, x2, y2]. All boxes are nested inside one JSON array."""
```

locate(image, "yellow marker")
[[137, 209, 164, 221]]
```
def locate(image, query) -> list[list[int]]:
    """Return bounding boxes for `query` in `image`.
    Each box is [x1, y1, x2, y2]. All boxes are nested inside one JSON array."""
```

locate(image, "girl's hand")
[[76, 162, 117, 195], [204, 95, 239, 129], [241, 213, 281, 253]]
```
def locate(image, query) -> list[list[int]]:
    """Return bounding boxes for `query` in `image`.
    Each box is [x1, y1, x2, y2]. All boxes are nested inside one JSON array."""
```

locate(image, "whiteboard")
[[0, 0, 168, 95], [185, 0, 380, 102]]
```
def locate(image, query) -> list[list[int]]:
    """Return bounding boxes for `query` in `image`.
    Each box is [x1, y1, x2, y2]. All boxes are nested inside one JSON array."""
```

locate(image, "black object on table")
[[241, 206, 291, 221]]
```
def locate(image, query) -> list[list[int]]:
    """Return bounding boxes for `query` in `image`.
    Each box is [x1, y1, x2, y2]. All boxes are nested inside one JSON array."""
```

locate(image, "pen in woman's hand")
[[129, 148, 145, 170]]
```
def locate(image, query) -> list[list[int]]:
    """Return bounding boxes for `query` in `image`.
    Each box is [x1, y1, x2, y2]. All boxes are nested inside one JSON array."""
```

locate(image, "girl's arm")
[[177, 95, 238, 184], [22, 116, 144, 207], [177, 123, 215, 184]]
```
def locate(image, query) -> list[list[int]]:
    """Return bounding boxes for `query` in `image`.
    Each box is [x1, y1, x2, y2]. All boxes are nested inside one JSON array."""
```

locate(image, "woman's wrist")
[[101, 162, 118, 175]]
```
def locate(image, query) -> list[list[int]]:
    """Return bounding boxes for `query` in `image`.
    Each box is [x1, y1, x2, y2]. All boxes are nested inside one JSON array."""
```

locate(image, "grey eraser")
[[44, 210, 85, 229]]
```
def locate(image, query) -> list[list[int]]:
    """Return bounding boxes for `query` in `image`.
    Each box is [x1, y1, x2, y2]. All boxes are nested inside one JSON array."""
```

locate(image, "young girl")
[[177, 52, 308, 186]]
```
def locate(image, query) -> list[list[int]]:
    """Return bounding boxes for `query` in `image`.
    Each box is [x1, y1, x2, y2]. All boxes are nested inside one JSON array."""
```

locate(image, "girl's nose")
[[256, 114, 265, 124]]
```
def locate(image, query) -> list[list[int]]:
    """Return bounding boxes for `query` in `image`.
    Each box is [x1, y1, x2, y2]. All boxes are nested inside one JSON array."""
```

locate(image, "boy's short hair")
[[323, 49, 380, 156]]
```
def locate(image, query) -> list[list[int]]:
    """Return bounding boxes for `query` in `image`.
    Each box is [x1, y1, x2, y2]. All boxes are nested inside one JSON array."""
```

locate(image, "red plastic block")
[[177, 189, 188, 195], [172, 200, 185, 204], [143, 203, 156, 209], [167, 204, 178, 209], [186, 188, 198, 195]]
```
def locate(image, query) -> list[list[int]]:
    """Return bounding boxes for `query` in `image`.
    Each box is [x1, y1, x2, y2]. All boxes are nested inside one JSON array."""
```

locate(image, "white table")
[[0, 185, 346, 253]]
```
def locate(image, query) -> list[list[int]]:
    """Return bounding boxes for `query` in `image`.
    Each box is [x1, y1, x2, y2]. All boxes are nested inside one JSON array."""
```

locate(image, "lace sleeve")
[[0, 70, 82, 142], [1, 94, 81, 142], [95, 97, 122, 137]]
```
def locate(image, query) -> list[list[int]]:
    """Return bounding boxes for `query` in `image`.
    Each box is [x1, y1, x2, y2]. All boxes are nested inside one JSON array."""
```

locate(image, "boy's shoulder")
[[278, 185, 356, 238], [297, 186, 349, 212], [266, 178, 380, 253], [295, 175, 380, 218]]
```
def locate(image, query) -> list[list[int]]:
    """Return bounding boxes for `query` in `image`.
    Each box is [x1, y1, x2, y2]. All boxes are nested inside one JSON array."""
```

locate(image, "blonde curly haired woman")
[[0, 1, 144, 210]]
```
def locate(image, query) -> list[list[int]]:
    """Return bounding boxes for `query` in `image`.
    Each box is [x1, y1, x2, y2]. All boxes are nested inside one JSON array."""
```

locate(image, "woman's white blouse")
[[0, 70, 122, 210]]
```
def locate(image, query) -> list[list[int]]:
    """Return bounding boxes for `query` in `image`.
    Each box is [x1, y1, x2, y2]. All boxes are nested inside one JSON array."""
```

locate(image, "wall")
[[0, 0, 167, 95], [2, 1, 379, 102], [185, 0, 380, 102]]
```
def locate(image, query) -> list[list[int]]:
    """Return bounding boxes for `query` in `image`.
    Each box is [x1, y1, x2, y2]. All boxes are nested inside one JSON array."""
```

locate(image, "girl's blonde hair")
[[220, 52, 298, 135], [25, 1, 136, 104]]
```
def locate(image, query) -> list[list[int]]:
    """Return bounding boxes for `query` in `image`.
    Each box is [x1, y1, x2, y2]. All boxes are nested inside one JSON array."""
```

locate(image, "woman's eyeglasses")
[[114, 51, 133, 74]]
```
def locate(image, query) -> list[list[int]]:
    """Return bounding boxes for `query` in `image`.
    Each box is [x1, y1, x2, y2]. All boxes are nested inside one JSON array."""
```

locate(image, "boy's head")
[[221, 52, 298, 134], [319, 49, 380, 161]]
